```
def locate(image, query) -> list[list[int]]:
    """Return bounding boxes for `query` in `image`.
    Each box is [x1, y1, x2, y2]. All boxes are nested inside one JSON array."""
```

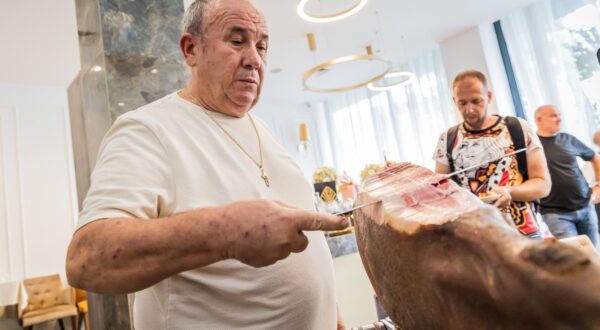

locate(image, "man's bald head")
[[535, 104, 558, 120], [535, 104, 562, 136], [182, 0, 265, 39]]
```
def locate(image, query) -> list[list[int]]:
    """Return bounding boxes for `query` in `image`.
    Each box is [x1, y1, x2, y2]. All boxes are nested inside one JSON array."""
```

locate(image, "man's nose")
[[242, 46, 263, 71]]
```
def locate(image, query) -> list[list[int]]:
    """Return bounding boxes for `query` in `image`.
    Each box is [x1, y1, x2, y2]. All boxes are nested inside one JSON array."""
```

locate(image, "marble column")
[[68, 0, 189, 329], [101, 0, 189, 118]]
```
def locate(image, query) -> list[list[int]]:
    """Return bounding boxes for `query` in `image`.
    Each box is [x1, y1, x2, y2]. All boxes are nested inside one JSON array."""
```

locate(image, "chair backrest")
[[21, 274, 71, 313]]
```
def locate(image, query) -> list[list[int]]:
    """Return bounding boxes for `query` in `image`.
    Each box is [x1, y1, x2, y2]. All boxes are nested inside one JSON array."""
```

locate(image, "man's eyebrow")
[[229, 26, 269, 41]]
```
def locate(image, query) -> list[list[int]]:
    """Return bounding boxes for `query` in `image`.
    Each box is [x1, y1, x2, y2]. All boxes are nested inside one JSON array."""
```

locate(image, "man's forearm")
[[592, 155, 600, 183], [509, 177, 550, 202], [66, 200, 348, 294], [66, 207, 227, 294]]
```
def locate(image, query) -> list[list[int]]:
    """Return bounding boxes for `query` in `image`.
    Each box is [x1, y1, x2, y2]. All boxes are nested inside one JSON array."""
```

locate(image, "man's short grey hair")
[[181, 0, 217, 37]]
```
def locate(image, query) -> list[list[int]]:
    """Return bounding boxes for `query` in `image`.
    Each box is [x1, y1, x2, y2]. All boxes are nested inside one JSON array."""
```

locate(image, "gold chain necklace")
[[183, 89, 270, 188]]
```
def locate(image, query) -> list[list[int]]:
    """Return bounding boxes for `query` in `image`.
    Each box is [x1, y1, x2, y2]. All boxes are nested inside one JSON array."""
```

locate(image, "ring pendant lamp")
[[302, 38, 392, 93], [367, 71, 416, 92], [297, 0, 369, 23]]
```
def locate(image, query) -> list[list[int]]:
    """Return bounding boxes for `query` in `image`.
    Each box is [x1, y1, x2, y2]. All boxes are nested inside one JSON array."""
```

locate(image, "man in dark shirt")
[[536, 105, 600, 247]]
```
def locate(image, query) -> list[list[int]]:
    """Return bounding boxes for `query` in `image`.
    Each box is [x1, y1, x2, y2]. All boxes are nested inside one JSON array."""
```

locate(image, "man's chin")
[[465, 118, 484, 128], [223, 97, 258, 117], [231, 94, 258, 107]]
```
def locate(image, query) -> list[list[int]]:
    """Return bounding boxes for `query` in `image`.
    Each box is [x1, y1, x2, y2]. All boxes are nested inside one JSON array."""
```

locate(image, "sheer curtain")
[[315, 48, 457, 181], [499, 0, 599, 144]]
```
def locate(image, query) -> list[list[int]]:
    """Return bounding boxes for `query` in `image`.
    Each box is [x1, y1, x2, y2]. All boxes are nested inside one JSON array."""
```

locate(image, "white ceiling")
[[252, 0, 538, 106], [0, 0, 537, 101]]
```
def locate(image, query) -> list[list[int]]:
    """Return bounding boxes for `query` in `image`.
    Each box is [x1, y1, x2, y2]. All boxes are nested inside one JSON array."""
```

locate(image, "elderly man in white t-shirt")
[[65, 0, 349, 329]]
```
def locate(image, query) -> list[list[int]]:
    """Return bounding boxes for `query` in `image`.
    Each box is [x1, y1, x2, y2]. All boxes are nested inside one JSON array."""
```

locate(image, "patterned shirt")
[[433, 116, 543, 238]]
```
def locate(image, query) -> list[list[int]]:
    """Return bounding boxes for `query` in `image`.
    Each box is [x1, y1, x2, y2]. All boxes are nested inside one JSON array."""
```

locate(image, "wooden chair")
[[75, 288, 90, 330], [18, 274, 77, 329]]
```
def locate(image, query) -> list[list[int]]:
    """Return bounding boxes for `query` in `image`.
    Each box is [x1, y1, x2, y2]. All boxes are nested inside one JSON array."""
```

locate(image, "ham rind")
[[354, 163, 600, 329]]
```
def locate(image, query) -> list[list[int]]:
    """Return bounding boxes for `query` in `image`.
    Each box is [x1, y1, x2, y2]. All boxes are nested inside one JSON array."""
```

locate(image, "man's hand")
[[220, 200, 349, 268], [492, 186, 512, 209], [337, 305, 346, 330], [591, 186, 600, 204]]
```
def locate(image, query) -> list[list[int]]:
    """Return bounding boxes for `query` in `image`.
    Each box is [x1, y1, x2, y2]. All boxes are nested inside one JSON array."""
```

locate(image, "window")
[[500, 0, 600, 143], [552, 0, 600, 126], [316, 48, 456, 181]]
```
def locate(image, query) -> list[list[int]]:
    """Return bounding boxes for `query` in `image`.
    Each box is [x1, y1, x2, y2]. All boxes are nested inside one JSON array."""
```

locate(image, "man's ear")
[[180, 33, 199, 66], [487, 90, 493, 103]]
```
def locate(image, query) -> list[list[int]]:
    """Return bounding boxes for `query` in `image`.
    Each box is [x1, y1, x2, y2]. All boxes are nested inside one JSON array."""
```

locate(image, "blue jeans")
[[542, 204, 599, 247]]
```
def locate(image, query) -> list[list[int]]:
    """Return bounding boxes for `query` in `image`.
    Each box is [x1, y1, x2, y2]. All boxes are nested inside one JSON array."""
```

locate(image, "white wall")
[[0, 84, 78, 282], [439, 25, 516, 117], [0, 1, 80, 87], [253, 101, 323, 180], [0, 0, 80, 287]]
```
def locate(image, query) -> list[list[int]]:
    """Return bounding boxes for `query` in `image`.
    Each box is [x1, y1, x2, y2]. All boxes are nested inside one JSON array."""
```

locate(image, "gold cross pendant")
[[260, 167, 270, 187]]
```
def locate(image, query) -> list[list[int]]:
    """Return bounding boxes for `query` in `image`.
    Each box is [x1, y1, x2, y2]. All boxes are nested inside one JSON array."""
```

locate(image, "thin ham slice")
[[354, 163, 600, 329]]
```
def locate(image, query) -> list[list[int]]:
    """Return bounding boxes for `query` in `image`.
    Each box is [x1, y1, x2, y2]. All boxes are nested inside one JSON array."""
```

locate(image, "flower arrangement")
[[313, 166, 338, 184], [360, 163, 385, 182]]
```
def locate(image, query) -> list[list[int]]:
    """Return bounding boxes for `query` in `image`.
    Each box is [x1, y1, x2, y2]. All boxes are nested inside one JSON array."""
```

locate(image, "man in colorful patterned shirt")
[[433, 70, 551, 239]]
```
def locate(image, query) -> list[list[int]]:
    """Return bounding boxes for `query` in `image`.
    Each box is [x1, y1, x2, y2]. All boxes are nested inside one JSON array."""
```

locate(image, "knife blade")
[[446, 147, 527, 178], [333, 200, 382, 217]]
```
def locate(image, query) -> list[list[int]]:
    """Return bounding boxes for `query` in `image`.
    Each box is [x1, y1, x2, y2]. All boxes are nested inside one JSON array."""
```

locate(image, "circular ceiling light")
[[367, 71, 416, 92], [303, 54, 391, 93], [297, 0, 369, 23]]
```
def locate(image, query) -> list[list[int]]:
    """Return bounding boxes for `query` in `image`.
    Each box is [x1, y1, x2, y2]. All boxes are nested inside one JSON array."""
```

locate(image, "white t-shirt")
[[78, 92, 336, 329]]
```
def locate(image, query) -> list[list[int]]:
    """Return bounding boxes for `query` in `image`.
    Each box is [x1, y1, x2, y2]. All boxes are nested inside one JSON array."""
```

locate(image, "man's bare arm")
[[589, 154, 600, 204], [506, 147, 551, 201], [435, 162, 451, 174], [66, 200, 348, 294]]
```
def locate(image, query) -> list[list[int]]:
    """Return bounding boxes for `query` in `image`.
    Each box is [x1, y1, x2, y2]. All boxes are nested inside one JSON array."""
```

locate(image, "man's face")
[[191, 0, 268, 117], [537, 106, 562, 134], [453, 77, 492, 129]]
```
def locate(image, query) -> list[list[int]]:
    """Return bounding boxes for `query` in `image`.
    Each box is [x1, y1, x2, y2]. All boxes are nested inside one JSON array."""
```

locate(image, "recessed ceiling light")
[[150, 68, 158, 74], [91, 66, 103, 72], [117, 102, 125, 107]]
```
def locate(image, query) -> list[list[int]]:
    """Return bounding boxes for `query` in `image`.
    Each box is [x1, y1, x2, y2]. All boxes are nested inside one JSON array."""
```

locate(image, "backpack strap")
[[446, 124, 461, 173], [505, 116, 528, 180]]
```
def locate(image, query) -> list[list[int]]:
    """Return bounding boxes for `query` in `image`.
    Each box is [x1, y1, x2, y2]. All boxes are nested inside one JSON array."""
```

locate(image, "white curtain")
[[499, 0, 599, 144], [316, 48, 457, 181]]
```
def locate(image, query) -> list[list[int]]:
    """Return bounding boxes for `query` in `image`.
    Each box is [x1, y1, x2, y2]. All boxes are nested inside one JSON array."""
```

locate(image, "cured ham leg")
[[354, 163, 600, 329]]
